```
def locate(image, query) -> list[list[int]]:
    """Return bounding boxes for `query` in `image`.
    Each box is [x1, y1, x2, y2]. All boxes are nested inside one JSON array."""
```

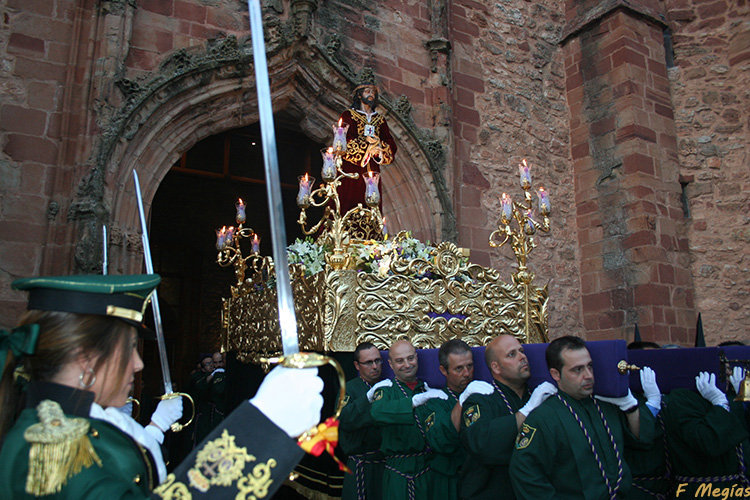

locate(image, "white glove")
[[412, 388, 448, 408], [459, 380, 494, 406], [150, 397, 183, 433], [250, 366, 324, 438], [367, 379, 392, 402], [730, 366, 745, 395], [519, 381, 557, 417], [595, 389, 638, 412], [695, 372, 728, 409], [640, 367, 661, 410], [211, 368, 226, 375]]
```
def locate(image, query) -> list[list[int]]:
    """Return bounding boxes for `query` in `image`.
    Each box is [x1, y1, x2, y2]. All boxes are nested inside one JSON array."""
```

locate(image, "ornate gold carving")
[[222, 242, 548, 360]]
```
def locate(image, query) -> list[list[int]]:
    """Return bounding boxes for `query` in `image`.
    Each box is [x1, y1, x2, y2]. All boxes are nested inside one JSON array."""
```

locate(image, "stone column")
[[562, 0, 696, 343]]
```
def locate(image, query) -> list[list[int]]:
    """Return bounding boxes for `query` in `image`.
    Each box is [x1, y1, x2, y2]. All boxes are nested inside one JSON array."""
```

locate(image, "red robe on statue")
[[337, 108, 397, 214]]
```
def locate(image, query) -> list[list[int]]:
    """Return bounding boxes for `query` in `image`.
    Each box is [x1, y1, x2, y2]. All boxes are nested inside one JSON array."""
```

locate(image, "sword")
[[247, 0, 347, 421], [133, 169, 194, 432]]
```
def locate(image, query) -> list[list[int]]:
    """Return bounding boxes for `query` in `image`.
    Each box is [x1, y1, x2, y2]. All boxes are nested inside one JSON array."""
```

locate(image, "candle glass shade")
[[332, 123, 349, 154], [321, 148, 337, 183], [537, 188, 551, 216], [215, 227, 227, 250], [363, 172, 381, 207], [297, 175, 315, 209], [251, 235, 261, 254], [501, 193, 513, 224], [519, 162, 532, 190], [236, 200, 246, 224]]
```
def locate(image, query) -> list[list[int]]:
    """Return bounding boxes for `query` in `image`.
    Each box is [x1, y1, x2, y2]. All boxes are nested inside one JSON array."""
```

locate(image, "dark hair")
[[350, 87, 380, 110], [718, 341, 745, 347], [439, 339, 471, 369], [627, 341, 661, 350], [354, 341, 378, 362], [0, 311, 135, 439], [546, 335, 587, 373]]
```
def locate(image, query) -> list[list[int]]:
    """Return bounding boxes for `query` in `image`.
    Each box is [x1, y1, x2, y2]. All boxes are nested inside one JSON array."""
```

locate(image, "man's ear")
[[438, 365, 448, 378], [550, 368, 561, 383]]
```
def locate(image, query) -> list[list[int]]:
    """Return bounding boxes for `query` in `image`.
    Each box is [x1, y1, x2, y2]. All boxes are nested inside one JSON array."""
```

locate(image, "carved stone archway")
[[78, 36, 453, 274]]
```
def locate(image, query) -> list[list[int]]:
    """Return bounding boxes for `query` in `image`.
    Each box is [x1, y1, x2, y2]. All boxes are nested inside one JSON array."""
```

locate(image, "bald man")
[[369, 340, 440, 499], [459, 334, 557, 500]]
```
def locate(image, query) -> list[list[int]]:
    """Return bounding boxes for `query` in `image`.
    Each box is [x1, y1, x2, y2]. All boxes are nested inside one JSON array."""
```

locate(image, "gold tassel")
[[24, 400, 102, 496]]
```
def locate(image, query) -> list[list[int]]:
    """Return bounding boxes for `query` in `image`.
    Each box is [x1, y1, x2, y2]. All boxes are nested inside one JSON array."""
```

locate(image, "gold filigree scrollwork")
[[153, 474, 191, 500], [236, 459, 276, 500]]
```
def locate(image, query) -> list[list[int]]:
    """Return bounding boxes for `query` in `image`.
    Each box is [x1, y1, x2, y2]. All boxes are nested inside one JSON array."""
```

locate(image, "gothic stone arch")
[[80, 36, 452, 273]]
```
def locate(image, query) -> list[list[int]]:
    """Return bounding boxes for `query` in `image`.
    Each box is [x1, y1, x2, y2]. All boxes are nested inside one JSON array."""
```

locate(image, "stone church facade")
[[1, 0, 748, 348]]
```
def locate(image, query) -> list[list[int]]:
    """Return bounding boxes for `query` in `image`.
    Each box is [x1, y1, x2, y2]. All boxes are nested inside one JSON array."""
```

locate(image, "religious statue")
[[337, 77, 398, 214]]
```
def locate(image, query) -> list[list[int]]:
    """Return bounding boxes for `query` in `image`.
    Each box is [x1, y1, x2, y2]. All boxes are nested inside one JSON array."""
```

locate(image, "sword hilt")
[[159, 392, 196, 433]]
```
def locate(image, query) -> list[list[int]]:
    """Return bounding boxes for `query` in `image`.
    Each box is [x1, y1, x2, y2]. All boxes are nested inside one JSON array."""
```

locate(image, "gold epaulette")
[[23, 400, 103, 496]]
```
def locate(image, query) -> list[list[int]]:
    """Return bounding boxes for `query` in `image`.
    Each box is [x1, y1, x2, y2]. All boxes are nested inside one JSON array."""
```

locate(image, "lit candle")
[[501, 193, 513, 223], [321, 147, 336, 182], [216, 226, 227, 250], [236, 198, 246, 224], [537, 187, 551, 215], [363, 171, 380, 207], [332, 119, 349, 154], [225, 226, 235, 244], [382, 216, 388, 239], [251, 233, 260, 254], [519, 159, 532, 189], [297, 174, 315, 208]]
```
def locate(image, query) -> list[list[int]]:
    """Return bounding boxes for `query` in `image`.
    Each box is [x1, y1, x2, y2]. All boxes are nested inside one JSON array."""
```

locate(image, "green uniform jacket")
[[626, 395, 669, 500], [509, 392, 654, 500], [210, 369, 228, 423], [192, 371, 213, 445], [662, 388, 749, 498], [339, 377, 384, 500], [0, 382, 155, 499], [415, 387, 463, 500], [460, 380, 528, 500], [0, 381, 306, 500], [370, 378, 431, 500]]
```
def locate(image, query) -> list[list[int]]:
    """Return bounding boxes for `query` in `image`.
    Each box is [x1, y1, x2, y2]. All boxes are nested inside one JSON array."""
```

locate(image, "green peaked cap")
[[12, 274, 161, 338]]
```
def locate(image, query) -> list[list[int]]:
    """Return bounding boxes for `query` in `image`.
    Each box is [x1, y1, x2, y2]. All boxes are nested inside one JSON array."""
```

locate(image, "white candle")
[[297, 174, 315, 208], [363, 171, 381, 207], [519, 159, 532, 189]]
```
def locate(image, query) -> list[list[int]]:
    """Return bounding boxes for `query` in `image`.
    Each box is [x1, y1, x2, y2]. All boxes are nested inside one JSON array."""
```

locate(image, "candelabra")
[[489, 159, 551, 273], [296, 120, 386, 270], [215, 199, 270, 286]]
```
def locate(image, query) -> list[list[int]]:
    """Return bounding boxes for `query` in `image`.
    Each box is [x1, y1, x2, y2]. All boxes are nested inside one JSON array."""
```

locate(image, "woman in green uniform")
[[0, 274, 324, 499]]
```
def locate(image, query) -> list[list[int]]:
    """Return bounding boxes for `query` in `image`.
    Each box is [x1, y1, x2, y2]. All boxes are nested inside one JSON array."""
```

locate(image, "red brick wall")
[[1, 0, 748, 344]]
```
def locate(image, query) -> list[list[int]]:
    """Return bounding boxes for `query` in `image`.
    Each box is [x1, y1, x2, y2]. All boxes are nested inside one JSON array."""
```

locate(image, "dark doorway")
[[140, 119, 325, 432]]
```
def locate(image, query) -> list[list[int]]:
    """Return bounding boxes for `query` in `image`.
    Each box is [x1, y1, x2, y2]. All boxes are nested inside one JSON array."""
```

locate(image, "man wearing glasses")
[[339, 342, 385, 500]]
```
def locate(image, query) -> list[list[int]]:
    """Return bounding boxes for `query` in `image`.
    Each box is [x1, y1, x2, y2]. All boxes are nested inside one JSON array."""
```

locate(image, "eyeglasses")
[[357, 358, 383, 367]]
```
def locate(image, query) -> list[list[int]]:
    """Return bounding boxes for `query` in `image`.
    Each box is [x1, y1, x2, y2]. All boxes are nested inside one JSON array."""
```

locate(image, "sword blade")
[[133, 169, 174, 394], [247, 0, 299, 356]]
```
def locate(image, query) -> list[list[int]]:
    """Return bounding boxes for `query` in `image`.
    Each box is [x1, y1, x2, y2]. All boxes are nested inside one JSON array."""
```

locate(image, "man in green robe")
[[663, 371, 749, 499], [339, 342, 385, 500], [509, 335, 655, 499], [370, 340, 440, 499], [414, 339, 474, 500], [460, 334, 557, 500]]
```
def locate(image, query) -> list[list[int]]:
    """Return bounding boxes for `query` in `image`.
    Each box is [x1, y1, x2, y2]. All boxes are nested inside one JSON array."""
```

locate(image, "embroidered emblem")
[[188, 429, 255, 492], [153, 473, 190, 499], [364, 124, 375, 137], [463, 404, 480, 427], [516, 423, 536, 449], [342, 395, 350, 408], [425, 412, 436, 432], [372, 390, 384, 402]]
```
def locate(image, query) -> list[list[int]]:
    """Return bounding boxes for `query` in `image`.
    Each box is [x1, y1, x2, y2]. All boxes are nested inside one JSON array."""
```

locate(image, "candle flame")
[[521, 159, 528, 168], [253, 233, 259, 241], [238, 198, 244, 205], [338, 118, 343, 127], [327, 147, 333, 153], [539, 187, 545, 193], [304, 173, 309, 182], [502, 192, 507, 200]]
